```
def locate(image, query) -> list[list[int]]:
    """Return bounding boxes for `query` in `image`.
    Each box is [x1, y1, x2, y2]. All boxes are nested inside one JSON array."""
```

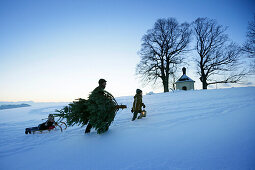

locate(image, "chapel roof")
[[176, 74, 195, 82], [175, 67, 195, 83]]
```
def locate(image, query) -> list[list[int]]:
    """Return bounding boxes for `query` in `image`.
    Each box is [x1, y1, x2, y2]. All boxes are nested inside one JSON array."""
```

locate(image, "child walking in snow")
[[131, 89, 146, 121]]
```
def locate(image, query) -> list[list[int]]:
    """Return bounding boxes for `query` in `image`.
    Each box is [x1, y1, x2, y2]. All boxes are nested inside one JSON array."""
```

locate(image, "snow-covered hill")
[[0, 87, 255, 170]]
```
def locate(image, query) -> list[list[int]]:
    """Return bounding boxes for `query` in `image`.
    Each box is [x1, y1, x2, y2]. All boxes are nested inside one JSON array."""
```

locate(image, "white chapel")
[[175, 67, 195, 90]]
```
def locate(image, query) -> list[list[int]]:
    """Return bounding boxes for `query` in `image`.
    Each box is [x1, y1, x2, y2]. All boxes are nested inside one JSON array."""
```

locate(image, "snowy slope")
[[0, 87, 255, 170]]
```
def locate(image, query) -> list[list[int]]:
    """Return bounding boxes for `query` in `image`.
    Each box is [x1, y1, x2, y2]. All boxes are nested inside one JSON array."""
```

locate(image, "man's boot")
[[85, 123, 92, 133]]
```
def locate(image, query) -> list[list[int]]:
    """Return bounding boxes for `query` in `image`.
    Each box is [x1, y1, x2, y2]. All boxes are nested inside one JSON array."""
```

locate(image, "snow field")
[[0, 87, 255, 169]]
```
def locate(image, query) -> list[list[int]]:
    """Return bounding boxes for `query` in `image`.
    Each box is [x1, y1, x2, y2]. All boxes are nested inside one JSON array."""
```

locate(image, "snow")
[[0, 87, 255, 170]]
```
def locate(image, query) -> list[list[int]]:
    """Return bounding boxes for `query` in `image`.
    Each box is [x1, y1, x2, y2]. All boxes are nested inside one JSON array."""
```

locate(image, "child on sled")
[[38, 114, 55, 130], [131, 89, 146, 121], [25, 114, 55, 134]]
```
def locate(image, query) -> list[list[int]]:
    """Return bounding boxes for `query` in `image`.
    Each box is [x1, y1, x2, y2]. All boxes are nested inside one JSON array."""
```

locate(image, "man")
[[85, 79, 107, 133], [53, 78, 123, 134]]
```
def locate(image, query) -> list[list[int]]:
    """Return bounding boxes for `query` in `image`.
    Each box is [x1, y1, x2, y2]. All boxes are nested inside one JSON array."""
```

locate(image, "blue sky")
[[0, 0, 254, 102]]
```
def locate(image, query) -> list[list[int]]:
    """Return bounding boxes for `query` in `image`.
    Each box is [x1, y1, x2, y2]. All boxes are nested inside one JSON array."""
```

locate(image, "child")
[[38, 114, 55, 130], [25, 114, 55, 134], [131, 89, 146, 121]]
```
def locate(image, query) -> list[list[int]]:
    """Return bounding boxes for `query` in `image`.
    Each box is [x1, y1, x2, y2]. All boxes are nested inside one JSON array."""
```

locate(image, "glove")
[[131, 109, 134, 113]]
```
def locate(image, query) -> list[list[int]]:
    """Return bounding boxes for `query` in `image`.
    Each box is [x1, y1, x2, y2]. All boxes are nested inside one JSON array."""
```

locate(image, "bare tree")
[[243, 15, 255, 72], [193, 18, 245, 89], [136, 18, 192, 92], [243, 15, 255, 58]]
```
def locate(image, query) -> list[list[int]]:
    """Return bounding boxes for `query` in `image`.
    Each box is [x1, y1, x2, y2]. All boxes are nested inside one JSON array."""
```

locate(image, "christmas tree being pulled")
[[54, 79, 126, 134]]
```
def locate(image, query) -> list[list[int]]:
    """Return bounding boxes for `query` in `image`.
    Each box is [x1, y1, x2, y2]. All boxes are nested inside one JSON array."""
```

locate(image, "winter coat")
[[38, 120, 54, 130], [132, 94, 144, 113], [92, 85, 105, 96]]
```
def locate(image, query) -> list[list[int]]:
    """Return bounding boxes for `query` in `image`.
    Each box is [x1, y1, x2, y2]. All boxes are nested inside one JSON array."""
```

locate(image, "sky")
[[0, 0, 254, 102]]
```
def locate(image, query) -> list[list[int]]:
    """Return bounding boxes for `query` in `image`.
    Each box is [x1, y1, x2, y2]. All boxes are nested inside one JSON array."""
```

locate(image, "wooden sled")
[[25, 121, 67, 134]]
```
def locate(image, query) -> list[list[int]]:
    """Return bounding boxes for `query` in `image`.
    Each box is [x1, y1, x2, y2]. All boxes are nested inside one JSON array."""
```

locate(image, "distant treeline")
[[0, 104, 31, 110]]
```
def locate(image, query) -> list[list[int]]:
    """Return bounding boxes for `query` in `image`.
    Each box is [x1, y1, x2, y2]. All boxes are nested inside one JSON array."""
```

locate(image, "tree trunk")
[[200, 67, 208, 89], [202, 80, 208, 89], [162, 78, 169, 92], [200, 76, 208, 89]]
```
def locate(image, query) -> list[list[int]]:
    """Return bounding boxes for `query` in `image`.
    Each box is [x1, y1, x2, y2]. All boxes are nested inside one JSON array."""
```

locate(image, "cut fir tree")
[[54, 87, 126, 134]]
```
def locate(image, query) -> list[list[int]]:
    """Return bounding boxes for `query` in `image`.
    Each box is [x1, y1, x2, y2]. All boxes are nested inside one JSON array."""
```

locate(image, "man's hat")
[[136, 89, 142, 94], [98, 79, 107, 85]]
